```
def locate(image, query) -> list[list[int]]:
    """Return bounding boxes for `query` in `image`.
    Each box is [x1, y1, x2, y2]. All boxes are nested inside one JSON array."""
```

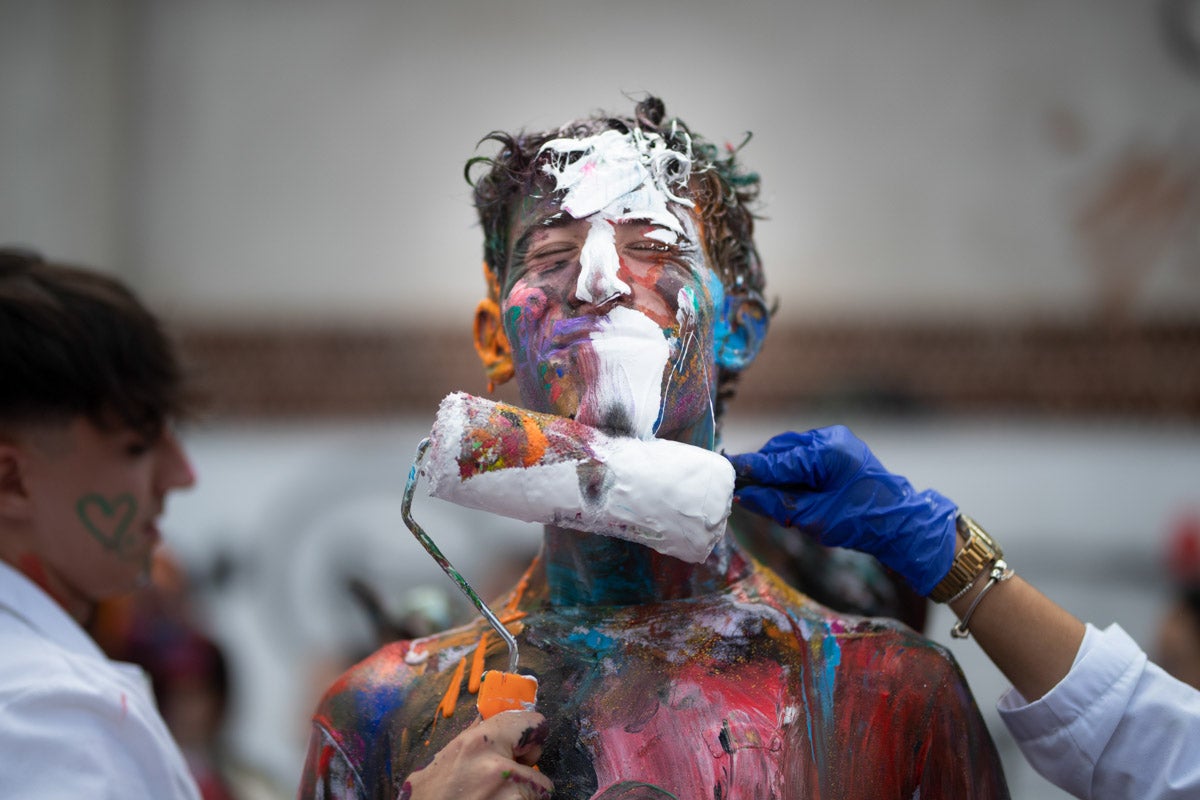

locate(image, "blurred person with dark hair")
[[730, 426, 1200, 800], [0, 248, 202, 798]]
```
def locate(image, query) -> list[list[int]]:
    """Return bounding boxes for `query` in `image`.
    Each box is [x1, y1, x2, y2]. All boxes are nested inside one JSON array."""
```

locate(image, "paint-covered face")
[[500, 129, 725, 447], [16, 417, 195, 615]]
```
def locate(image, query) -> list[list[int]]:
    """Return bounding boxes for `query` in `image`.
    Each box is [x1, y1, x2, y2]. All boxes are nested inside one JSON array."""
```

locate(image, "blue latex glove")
[[726, 426, 957, 597]]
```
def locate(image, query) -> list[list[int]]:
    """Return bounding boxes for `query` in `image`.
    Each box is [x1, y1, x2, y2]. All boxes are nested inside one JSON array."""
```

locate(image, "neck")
[[518, 398, 733, 605], [2, 551, 94, 625], [540, 526, 749, 606], [653, 405, 717, 451]]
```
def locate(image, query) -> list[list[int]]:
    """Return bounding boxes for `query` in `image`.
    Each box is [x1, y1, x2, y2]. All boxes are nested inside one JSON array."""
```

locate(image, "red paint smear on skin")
[[317, 743, 336, 777], [589, 659, 789, 798]]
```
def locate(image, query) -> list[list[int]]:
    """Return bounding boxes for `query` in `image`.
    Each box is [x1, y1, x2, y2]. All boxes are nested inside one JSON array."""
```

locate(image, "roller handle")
[[402, 437, 521, 673]]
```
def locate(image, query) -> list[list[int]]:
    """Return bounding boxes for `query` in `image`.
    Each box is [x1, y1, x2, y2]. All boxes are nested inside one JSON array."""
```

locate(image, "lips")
[[544, 330, 667, 364], [549, 317, 601, 348]]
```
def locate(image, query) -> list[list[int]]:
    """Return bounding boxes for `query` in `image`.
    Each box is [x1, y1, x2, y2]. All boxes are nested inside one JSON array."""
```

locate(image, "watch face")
[[932, 515, 1004, 603], [959, 515, 1002, 558]]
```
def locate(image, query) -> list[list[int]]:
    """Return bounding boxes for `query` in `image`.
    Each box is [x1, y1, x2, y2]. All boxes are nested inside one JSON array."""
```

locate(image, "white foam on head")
[[538, 128, 694, 220]]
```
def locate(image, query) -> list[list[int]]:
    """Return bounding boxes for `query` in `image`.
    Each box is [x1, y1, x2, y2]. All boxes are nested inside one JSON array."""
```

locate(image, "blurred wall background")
[[3, 1, 1200, 798]]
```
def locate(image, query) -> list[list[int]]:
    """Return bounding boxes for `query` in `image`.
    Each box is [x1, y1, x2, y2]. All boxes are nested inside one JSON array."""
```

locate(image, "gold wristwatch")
[[929, 513, 1003, 604]]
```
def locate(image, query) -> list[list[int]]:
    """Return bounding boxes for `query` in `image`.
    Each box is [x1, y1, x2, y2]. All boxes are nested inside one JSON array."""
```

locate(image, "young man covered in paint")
[[0, 249, 202, 797], [298, 98, 1009, 799]]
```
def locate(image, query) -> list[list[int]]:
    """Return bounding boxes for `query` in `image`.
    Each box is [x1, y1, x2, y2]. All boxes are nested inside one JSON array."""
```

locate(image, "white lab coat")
[[999, 622, 1200, 800], [0, 560, 201, 799]]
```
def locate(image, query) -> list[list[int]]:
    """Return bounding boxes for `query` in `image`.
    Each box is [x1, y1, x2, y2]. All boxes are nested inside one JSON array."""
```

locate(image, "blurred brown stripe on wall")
[[174, 322, 1200, 420]]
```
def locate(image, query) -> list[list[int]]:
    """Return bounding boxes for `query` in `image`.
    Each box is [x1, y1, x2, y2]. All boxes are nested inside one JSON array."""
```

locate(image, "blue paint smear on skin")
[[705, 272, 729, 359], [566, 627, 618, 655], [505, 304, 523, 329], [815, 623, 841, 724], [791, 614, 841, 780], [351, 680, 408, 753], [798, 661, 819, 769], [546, 538, 658, 606]]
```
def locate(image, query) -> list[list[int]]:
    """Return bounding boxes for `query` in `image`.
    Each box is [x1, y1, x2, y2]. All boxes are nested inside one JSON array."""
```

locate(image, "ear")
[[0, 442, 34, 522], [715, 290, 770, 371], [473, 297, 515, 392]]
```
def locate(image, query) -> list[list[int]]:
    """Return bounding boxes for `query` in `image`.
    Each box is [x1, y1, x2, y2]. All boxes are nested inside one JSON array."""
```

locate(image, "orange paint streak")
[[436, 658, 467, 719], [518, 414, 548, 467], [501, 558, 537, 615], [468, 632, 490, 694]]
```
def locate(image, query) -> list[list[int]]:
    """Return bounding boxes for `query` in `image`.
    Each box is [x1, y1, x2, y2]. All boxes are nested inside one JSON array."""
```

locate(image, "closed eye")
[[523, 242, 579, 274], [124, 437, 153, 457], [527, 241, 577, 261]]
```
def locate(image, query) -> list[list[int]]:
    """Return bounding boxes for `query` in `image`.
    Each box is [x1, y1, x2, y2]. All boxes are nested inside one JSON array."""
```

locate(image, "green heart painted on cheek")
[[76, 493, 138, 556]]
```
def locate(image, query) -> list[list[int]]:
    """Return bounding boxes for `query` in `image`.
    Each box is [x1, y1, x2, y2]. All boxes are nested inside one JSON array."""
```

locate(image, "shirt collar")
[[0, 559, 106, 660]]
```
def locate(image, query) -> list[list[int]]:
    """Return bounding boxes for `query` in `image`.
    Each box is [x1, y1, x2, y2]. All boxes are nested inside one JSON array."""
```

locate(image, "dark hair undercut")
[[0, 247, 189, 437]]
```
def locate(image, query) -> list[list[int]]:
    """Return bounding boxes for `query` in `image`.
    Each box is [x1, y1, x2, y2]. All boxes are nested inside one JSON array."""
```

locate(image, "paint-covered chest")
[[397, 598, 836, 799]]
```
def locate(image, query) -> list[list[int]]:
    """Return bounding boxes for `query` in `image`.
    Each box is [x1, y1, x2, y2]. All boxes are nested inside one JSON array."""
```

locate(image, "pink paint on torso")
[[587, 660, 804, 799]]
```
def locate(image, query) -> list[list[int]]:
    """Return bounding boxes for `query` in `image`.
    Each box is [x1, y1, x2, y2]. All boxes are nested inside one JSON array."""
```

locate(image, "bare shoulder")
[[747, 563, 967, 684], [312, 622, 484, 735]]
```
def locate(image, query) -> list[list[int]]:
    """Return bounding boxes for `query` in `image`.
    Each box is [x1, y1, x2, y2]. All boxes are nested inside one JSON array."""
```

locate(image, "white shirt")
[[998, 622, 1200, 800], [0, 561, 201, 799]]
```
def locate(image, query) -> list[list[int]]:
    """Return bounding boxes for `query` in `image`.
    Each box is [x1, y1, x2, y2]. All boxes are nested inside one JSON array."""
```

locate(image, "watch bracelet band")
[[929, 513, 1003, 604]]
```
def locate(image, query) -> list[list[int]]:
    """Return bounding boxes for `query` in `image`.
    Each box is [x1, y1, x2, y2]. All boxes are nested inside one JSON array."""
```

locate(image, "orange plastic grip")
[[476, 671, 538, 719]]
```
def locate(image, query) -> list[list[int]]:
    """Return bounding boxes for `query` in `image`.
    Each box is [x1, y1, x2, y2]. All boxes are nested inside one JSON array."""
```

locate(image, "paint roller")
[[402, 392, 735, 717], [421, 391, 735, 563]]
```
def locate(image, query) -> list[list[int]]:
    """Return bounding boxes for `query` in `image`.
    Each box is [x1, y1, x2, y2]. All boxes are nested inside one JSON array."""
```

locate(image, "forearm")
[[948, 568, 1085, 701]]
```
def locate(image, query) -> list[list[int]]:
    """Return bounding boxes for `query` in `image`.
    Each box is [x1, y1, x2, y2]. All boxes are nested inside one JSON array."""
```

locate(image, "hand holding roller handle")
[[726, 425, 958, 596], [399, 711, 552, 800]]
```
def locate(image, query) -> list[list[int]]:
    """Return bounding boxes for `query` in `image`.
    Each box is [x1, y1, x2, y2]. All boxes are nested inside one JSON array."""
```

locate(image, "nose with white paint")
[[575, 218, 631, 306]]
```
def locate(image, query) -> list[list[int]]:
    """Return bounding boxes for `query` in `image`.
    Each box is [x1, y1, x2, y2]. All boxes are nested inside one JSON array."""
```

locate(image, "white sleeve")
[[997, 622, 1200, 800], [0, 679, 201, 800]]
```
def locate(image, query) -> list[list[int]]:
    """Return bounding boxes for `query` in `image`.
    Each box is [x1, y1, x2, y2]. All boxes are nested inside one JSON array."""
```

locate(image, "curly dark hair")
[[465, 96, 767, 420], [0, 247, 190, 437], [466, 95, 765, 300]]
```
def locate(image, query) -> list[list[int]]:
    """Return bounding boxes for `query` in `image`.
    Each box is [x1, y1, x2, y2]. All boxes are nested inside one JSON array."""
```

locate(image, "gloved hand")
[[726, 426, 957, 597]]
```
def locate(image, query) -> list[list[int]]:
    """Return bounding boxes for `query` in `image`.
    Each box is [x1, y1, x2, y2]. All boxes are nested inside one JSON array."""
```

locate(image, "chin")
[[576, 407, 638, 437]]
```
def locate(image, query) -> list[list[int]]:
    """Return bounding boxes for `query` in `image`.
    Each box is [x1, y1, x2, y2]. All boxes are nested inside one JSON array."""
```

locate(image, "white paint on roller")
[[423, 392, 733, 564]]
